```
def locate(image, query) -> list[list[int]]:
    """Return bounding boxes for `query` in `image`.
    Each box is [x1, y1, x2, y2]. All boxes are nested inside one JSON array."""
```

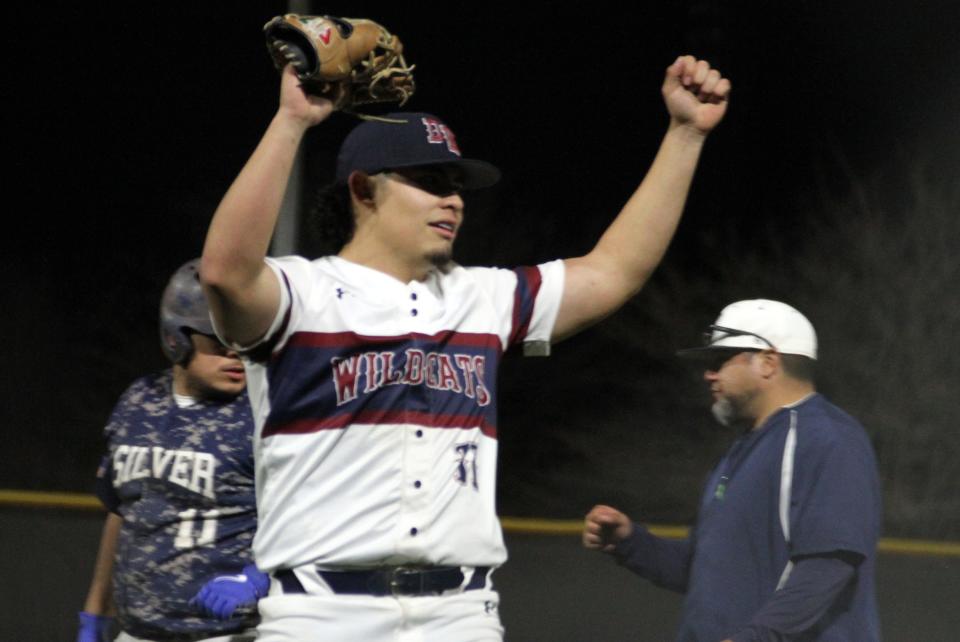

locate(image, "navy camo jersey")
[[95, 370, 258, 639]]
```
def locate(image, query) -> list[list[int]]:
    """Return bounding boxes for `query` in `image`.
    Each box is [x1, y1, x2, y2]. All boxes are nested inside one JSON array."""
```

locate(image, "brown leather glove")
[[264, 14, 415, 111]]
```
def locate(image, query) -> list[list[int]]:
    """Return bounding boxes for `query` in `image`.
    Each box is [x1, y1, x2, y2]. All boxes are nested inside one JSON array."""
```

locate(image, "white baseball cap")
[[678, 299, 818, 360]]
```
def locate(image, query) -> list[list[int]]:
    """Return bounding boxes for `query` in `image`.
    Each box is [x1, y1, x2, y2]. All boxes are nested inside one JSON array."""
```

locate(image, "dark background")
[[6, 2, 960, 538]]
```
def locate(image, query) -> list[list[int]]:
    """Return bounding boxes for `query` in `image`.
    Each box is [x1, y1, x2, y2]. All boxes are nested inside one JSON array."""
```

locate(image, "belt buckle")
[[388, 566, 423, 596]]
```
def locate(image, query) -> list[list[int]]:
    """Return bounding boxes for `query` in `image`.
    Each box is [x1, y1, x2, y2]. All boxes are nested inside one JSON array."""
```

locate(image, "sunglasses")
[[701, 325, 776, 372], [703, 324, 776, 350]]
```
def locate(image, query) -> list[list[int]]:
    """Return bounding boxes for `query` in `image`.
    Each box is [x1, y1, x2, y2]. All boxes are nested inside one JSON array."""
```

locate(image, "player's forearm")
[[203, 111, 310, 290], [554, 123, 707, 339], [82, 513, 122, 615], [590, 121, 706, 293]]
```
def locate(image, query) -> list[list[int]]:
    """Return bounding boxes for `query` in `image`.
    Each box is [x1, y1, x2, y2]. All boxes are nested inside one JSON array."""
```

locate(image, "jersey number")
[[454, 443, 479, 490], [174, 509, 220, 549]]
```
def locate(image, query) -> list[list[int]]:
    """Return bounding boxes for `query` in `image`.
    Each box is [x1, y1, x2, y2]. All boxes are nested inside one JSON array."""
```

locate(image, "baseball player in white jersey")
[[200, 56, 731, 641]]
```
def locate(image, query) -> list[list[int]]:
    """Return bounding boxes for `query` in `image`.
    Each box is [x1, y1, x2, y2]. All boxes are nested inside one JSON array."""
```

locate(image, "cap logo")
[[318, 27, 333, 45], [422, 117, 461, 156]]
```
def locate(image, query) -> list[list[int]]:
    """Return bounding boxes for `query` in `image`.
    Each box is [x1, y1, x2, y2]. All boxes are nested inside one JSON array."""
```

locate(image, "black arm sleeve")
[[729, 551, 862, 642], [93, 455, 121, 515]]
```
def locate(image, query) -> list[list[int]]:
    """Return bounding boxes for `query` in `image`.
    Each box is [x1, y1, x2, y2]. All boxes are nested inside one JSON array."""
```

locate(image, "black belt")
[[276, 565, 490, 597]]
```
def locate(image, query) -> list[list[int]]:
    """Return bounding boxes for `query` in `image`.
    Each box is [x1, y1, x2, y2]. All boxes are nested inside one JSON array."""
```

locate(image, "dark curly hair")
[[307, 182, 355, 255]]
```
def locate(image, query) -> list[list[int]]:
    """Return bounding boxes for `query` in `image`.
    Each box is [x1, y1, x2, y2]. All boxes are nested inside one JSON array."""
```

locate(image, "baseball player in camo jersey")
[[200, 56, 731, 641], [77, 260, 269, 642]]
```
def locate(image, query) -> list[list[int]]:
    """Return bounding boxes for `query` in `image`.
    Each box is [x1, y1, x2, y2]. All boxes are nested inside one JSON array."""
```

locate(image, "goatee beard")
[[711, 396, 752, 430], [711, 397, 736, 427], [427, 249, 453, 268]]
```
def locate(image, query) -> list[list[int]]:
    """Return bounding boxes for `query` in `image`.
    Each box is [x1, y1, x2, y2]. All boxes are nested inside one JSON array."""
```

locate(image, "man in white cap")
[[583, 299, 881, 642]]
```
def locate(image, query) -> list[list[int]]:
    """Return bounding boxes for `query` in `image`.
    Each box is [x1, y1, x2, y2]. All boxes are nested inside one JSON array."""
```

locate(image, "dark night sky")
[[6, 2, 960, 516]]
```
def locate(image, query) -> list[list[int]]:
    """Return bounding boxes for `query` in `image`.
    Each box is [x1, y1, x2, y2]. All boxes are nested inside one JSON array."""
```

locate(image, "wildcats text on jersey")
[[262, 330, 502, 438], [112, 444, 217, 499], [331, 348, 490, 406]]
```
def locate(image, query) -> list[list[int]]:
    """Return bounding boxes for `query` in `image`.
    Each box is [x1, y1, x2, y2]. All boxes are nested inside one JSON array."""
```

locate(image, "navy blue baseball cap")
[[335, 112, 501, 189]]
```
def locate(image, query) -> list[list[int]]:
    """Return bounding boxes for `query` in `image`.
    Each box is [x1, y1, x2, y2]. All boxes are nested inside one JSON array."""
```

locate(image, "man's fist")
[[662, 55, 731, 134], [583, 504, 634, 553]]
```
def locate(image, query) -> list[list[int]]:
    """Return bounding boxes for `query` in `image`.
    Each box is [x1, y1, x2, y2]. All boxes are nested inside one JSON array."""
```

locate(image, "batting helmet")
[[159, 259, 215, 365]]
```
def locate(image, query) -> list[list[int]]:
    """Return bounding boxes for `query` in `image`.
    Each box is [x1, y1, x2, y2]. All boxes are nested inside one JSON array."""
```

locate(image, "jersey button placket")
[[404, 284, 436, 328], [400, 422, 431, 556], [400, 284, 431, 555]]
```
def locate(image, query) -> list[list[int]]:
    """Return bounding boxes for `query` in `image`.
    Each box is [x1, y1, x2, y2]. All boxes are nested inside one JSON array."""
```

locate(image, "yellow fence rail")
[[5, 490, 959, 557]]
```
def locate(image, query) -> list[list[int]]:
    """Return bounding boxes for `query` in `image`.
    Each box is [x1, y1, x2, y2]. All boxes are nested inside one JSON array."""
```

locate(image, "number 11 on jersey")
[[174, 509, 220, 548]]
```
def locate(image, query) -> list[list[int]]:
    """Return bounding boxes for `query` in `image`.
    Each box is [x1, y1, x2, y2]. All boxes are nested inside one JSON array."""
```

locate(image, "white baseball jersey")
[[235, 255, 564, 572]]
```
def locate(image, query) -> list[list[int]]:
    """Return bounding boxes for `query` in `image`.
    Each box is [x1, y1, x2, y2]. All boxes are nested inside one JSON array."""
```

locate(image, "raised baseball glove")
[[264, 14, 415, 111]]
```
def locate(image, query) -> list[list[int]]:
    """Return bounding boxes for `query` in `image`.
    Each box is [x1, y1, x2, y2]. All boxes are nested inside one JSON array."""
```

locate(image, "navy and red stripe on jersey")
[[227, 255, 564, 573]]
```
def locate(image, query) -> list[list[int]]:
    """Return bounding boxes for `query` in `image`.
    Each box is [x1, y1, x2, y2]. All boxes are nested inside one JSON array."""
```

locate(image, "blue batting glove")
[[189, 564, 270, 620], [77, 611, 113, 642]]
